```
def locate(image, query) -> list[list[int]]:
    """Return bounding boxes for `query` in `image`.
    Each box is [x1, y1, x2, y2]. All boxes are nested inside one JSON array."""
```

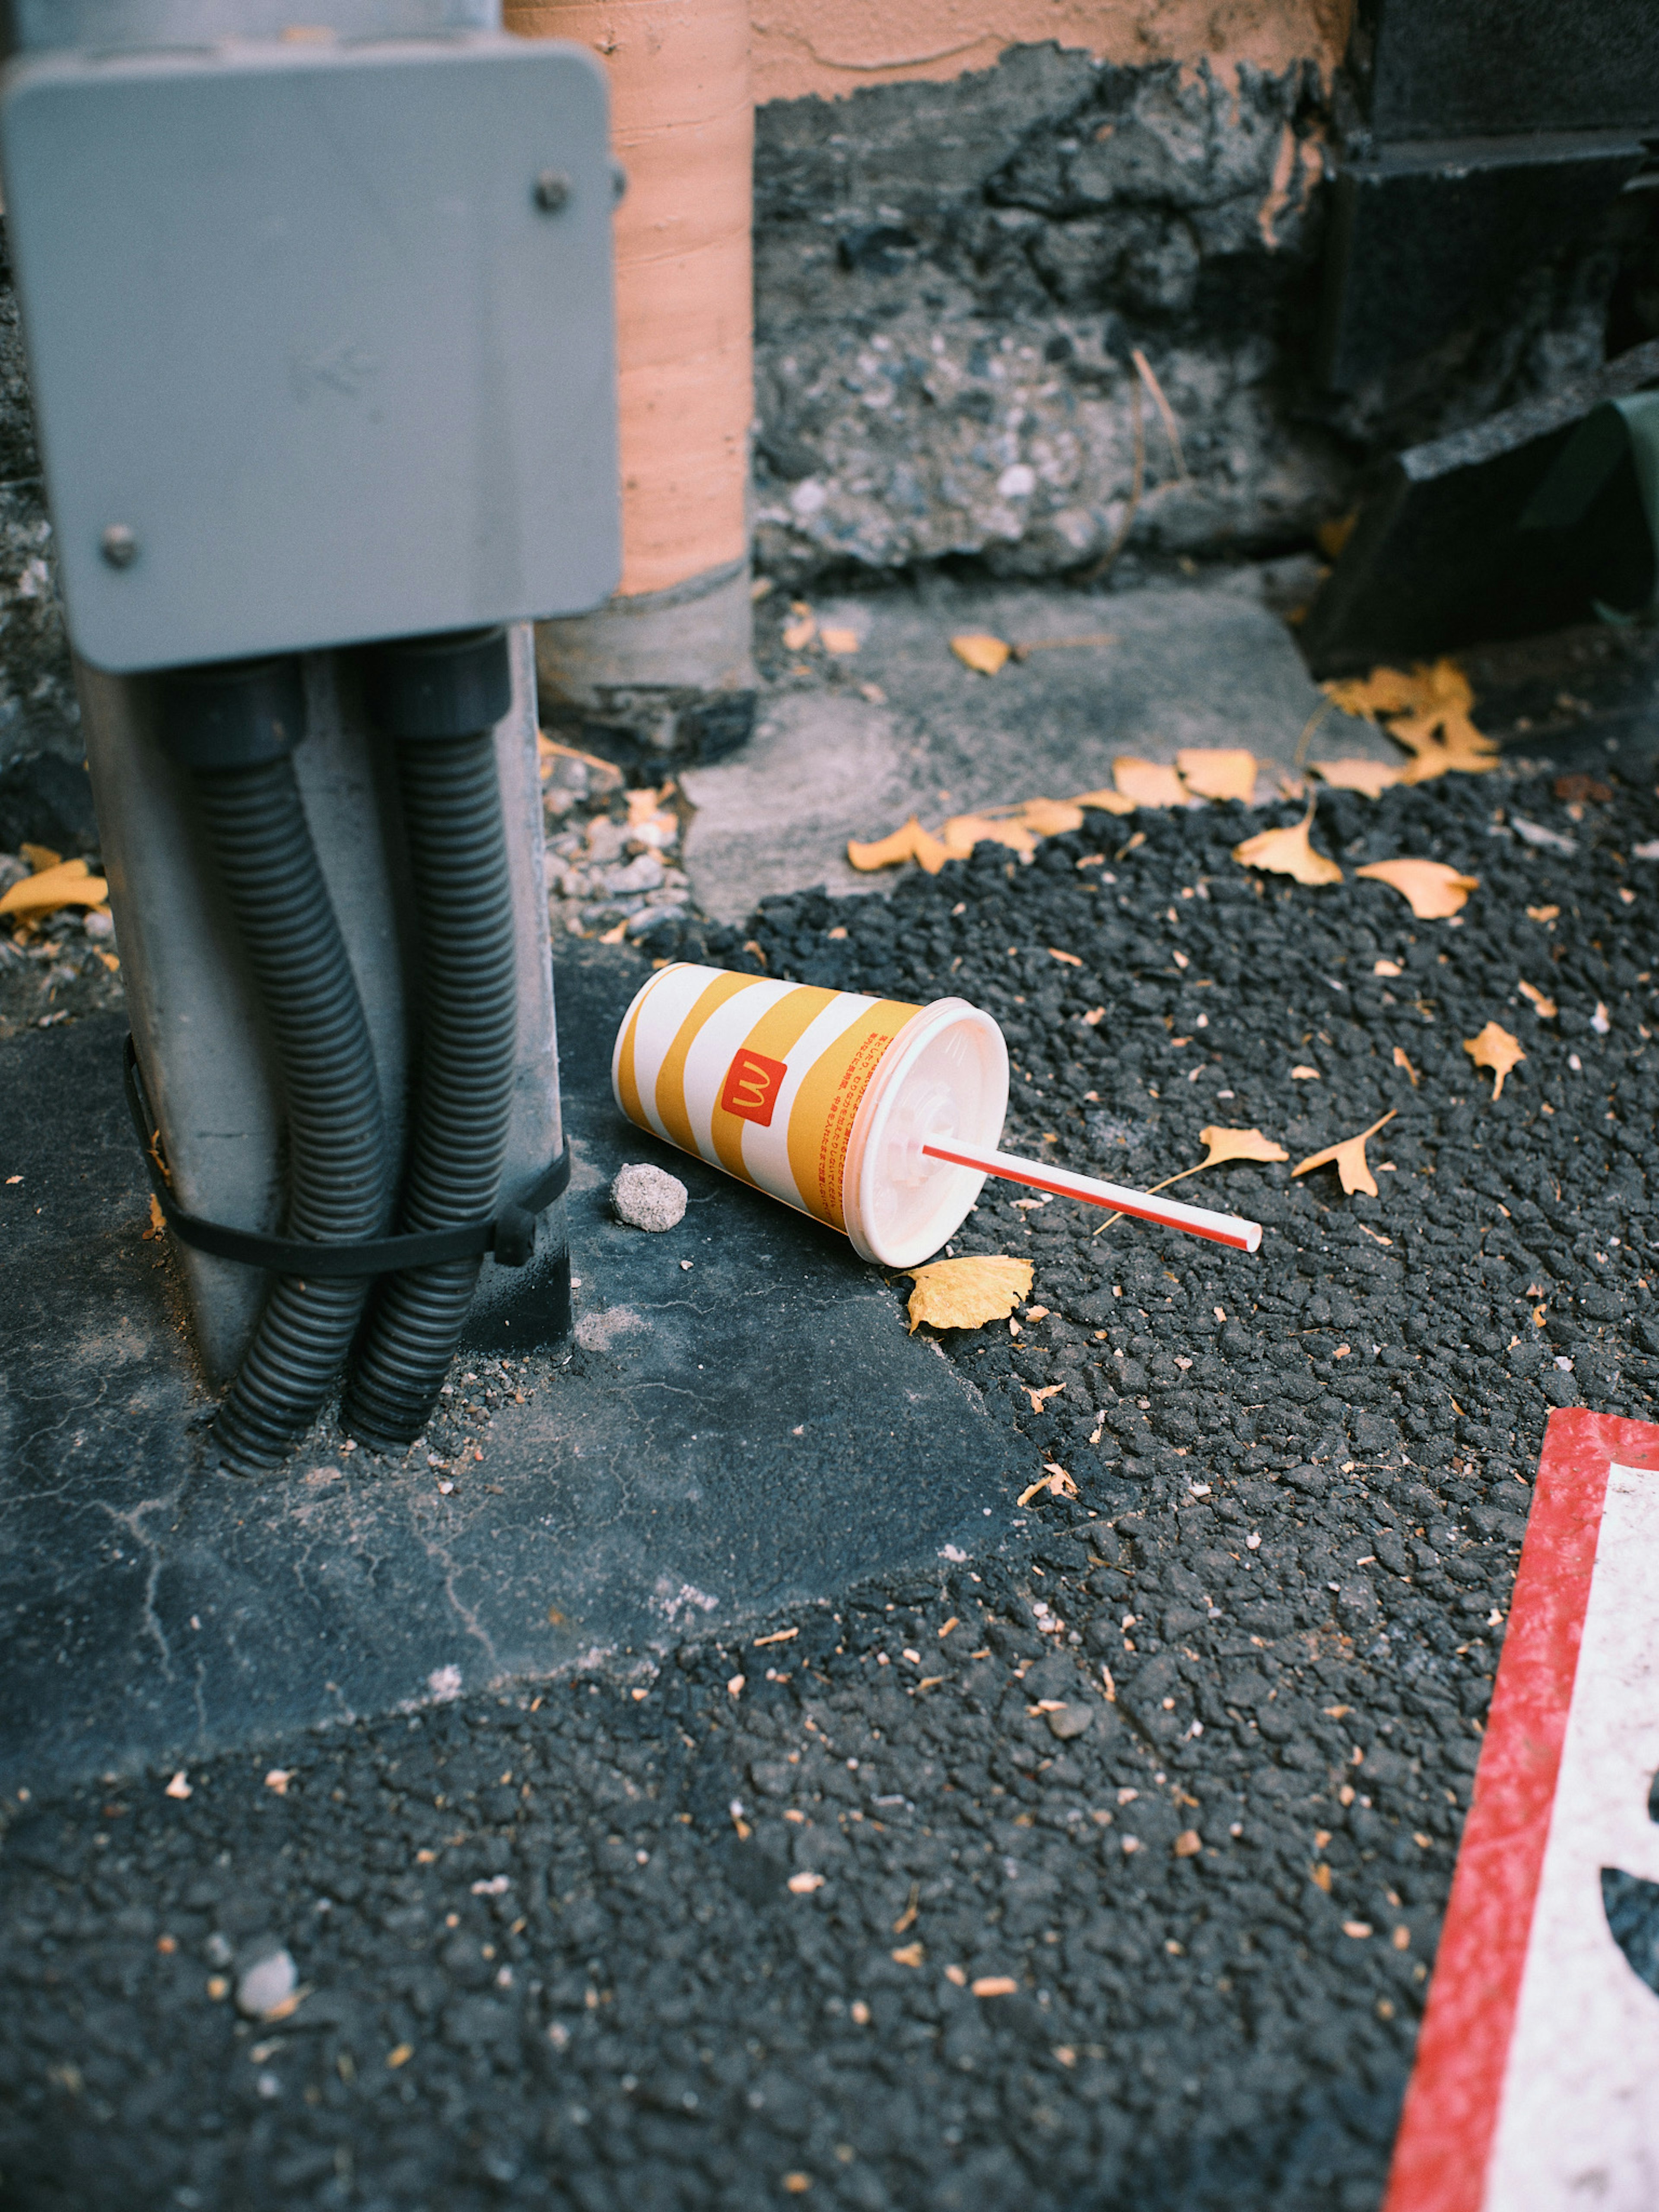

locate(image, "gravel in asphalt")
[[4, 763, 1656, 2211]]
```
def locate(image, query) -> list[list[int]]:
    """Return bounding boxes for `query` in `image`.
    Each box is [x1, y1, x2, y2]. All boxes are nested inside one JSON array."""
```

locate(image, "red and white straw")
[[922, 1142, 1262, 1253]]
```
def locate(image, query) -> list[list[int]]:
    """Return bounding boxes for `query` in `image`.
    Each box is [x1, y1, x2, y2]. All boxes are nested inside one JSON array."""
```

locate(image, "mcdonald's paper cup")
[[611, 963, 1009, 1266]]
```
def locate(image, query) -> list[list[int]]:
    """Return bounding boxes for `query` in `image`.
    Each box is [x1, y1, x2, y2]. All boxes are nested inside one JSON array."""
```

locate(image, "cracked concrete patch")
[[680, 576, 1386, 922]]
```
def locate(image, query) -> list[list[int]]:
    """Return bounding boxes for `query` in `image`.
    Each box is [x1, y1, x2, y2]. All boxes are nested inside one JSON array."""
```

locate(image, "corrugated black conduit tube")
[[161, 657, 389, 1475], [343, 629, 518, 1449]]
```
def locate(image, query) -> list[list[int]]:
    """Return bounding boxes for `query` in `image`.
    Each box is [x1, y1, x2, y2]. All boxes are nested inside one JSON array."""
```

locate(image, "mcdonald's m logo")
[[719, 1047, 788, 1128]]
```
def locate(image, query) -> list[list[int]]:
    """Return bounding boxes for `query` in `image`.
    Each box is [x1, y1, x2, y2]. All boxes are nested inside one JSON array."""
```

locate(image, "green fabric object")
[[1519, 390, 1659, 619]]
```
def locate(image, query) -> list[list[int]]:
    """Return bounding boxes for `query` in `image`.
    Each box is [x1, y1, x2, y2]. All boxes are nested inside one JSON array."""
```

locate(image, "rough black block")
[[1353, 0, 1659, 144], [1317, 132, 1645, 392], [1302, 338, 1659, 673]]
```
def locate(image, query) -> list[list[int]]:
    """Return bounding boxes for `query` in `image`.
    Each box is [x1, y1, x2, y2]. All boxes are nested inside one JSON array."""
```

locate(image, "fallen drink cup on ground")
[[611, 963, 1261, 1265]]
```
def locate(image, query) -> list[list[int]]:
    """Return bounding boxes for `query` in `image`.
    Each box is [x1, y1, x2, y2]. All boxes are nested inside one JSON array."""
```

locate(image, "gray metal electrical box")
[[0, 32, 622, 673]]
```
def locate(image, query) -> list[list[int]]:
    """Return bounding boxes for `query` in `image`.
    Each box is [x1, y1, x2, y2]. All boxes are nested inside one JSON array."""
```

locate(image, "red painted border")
[[1383, 1410, 1659, 2212]]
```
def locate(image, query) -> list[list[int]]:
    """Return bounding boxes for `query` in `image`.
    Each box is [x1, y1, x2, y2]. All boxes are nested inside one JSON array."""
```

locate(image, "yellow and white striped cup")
[[610, 963, 1009, 1266]]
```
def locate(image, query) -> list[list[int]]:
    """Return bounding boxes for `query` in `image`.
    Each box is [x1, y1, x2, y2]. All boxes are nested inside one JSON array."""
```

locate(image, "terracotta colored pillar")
[[505, 0, 756, 759]]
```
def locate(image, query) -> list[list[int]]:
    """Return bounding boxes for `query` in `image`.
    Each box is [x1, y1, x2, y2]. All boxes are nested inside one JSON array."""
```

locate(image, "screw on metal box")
[[100, 523, 138, 569], [534, 168, 570, 212]]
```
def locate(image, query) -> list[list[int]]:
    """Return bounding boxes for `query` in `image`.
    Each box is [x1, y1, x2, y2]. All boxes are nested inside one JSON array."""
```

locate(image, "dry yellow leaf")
[[1231, 801, 1342, 886], [782, 605, 817, 652], [1465, 1021, 1525, 1099], [847, 817, 928, 871], [1069, 785, 1138, 816], [905, 1255, 1033, 1334], [1020, 798, 1086, 836], [1354, 858, 1478, 919], [1195, 1126, 1290, 1168], [819, 626, 860, 655], [1312, 758, 1402, 798], [940, 814, 1036, 861], [1176, 748, 1257, 803], [890, 1942, 925, 1968], [0, 858, 108, 918], [973, 1975, 1019, 1999], [1290, 1064, 1322, 1079], [1393, 1046, 1419, 1086], [1518, 980, 1557, 1018], [951, 632, 1012, 676], [1322, 660, 1495, 781], [1292, 1108, 1398, 1198], [1113, 756, 1187, 807], [1528, 904, 1560, 924], [19, 842, 62, 872]]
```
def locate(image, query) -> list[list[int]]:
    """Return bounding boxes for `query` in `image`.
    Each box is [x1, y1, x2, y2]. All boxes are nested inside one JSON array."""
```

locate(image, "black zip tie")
[[123, 1033, 568, 1277]]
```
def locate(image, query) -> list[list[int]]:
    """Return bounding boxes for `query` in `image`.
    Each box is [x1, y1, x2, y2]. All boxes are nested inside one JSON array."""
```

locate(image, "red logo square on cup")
[[720, 1048, 788, 1127]]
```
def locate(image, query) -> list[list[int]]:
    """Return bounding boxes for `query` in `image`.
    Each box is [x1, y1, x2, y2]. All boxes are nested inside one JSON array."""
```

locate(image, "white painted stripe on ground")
[[1484, 1461, 1659, 2211]]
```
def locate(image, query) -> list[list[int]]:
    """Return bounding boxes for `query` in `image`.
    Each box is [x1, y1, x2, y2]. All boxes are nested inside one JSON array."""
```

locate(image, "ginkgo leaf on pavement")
[[1195, 1127, 1290, 1168], [0, 858, 109, 918], [1176, 749, 1257, 803], [1092, 1125, 1287, 1236], [1354, 858, 1479, 918], [1312, 758, 1402, 798], [847, 817, 950, 874], [951, 633, 1012, 676], [1114, 757, 1188, 807], [1232, 801, 1342, 886], [1292, 1109, 1398, 1198], [905, 1255, 1033, 1334], [1465, 1022, 1525, 1100]]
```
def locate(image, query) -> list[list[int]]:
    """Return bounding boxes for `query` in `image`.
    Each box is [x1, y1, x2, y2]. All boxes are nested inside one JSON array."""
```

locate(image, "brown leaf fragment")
[[1069, 786, 1139, 817], [1354, 858, 1478, 919], [1292, 1108, 1398, 1198], [1022, 1382, 1066, 1413], [905, 1255, 1033, 1334], [1527, 905, 1560, 924], [1518, 980, 1557, 1018], [1113, 756, 1188, 808], [818, 627, 860, 655], [950, 632, 1011, 676], [144, 1194, 166, 1240], [1173, 1829, 1203, 1858], [1465, 1022, 1525, 1100], [1392, 1047, 1419, 1086], [1312, 758, 1402, 799], [1176, 748, 1257, 803], [782, 605, 817, 652], [972, 1976, 1018, 1998], [890, 1942, 925, 1968], [1232, 801, 1342, 886], [20, 842, 62, 872], [1047, 946, 1082, 967]]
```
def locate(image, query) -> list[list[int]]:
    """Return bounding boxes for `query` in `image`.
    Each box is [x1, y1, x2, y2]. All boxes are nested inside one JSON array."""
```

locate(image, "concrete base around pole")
[[0, 944, 1020, 1792], [534, 557, 758, 772]]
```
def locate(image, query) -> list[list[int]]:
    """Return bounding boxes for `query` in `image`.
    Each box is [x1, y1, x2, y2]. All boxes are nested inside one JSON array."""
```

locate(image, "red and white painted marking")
[[1386, 1410, 1659, 2212]]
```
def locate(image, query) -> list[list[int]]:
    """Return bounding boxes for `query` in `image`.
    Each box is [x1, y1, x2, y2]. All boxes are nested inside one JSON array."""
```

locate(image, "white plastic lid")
[[842, 998, 1009, 1267]]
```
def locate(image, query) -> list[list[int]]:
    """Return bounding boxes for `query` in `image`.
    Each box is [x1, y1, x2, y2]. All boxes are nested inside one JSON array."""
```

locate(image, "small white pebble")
[[611, 1162, 688, 1233], [236, 1948, 297, 2019]]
